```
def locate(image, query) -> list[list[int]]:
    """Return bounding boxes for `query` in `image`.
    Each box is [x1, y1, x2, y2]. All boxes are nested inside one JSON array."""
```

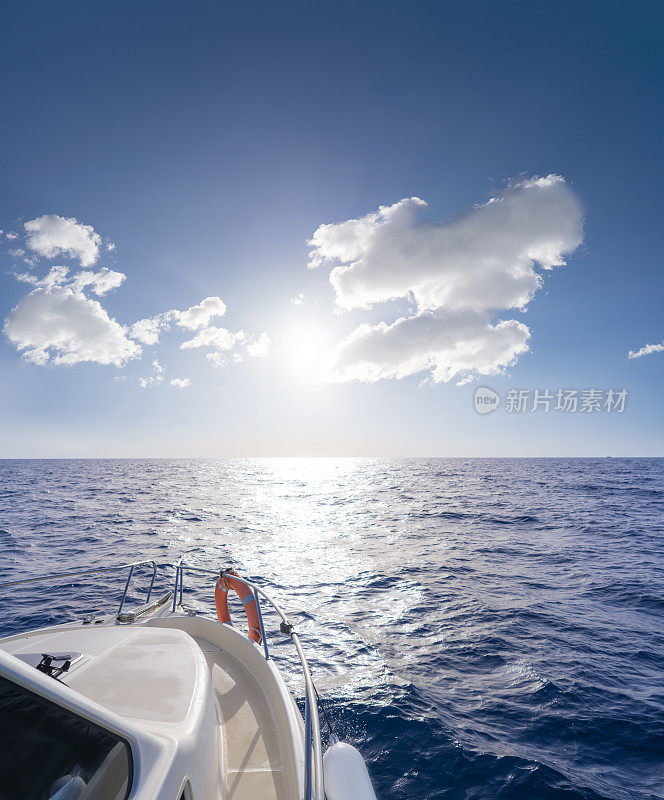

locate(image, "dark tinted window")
[[0, 676, 132, 800]]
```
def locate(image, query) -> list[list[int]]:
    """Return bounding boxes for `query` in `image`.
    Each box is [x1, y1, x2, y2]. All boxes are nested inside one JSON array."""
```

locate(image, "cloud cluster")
[[137, 361, 191, 389], [183, 324, 271, 367], [309, 175, 584, 383], [130, 295, 227, 343], [24, 215, 102, 267], [131, 295, 270, 365], [3, 214, 272, 378], [3, 214, 143, 368]]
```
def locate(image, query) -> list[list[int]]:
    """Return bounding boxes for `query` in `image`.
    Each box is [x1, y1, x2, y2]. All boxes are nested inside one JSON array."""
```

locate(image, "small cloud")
[[174, 296, 226, 331], [139, 375, 164, 388], [181, 325, 245, 351], [24, 214, 101, 267], [71, 267, 126, 296], [139, 360, 165, 388], [232, 353, 244, 363], [206, 352, 226, 368], [628, 340, 664, 359], [10, 264, 126, 297], [290, 293, 306, 305], [12, 272, 40, 286], [170, 377, 191, 388], [130, 316, 165, 345], [106, 241, 116, 252], [6, 232, 18, 241], [128, 296, 228, 346], [246, 332, 272, 357]]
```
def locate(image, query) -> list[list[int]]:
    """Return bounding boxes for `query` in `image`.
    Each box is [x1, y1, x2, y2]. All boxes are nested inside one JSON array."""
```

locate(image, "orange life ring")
[[215, 570, 262, 643]]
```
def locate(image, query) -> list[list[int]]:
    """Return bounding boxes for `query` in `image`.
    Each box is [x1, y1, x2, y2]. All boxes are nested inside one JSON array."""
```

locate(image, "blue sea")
[[1, 458, 663, 799]]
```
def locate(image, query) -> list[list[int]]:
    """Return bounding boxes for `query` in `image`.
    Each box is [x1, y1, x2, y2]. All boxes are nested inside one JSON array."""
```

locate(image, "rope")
[[313, 681, 335, 739]]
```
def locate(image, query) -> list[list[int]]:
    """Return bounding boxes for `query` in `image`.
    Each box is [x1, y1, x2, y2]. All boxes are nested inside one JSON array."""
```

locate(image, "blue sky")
[[0, 1, 662, 457]]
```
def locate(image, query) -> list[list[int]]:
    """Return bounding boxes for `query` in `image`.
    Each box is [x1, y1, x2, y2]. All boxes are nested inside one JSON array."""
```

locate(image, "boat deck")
[[195, 636, 287, 800], [0, 622, 294, 800]]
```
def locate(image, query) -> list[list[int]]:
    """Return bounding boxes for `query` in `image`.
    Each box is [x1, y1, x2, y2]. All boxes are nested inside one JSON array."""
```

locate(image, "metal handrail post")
[[117, 566, 135, 616], [171, 565, 180, 612], [253, 588, 270, 660], [145, 563, 157, 604], [304, 690, 312, 800]]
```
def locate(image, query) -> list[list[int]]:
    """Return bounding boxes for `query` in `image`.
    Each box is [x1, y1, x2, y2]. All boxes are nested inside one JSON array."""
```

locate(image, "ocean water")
[[1, 458, 663, 800]]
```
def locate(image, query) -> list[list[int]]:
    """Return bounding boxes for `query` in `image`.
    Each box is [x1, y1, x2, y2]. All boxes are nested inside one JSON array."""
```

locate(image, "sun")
[[279, 319, 330, 380]]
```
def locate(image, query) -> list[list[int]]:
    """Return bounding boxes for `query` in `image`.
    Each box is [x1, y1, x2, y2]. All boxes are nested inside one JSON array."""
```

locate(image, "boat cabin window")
[[0, 676, 132, 800]]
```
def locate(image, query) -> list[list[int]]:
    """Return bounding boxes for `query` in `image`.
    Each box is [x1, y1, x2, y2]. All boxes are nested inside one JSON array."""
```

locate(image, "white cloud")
[[170, 377, 191, 388], [205, 350, 248, 368], [12, 265, 126, 297], [181, 325, 245, 351], [4, 285, 140, 367], [139, 375, 163, 388], [290, 293, 306, 305], [628, 341, 664, 359], [309, 176, 583, 313], [6, 232, 18, 240], [106, 242, 116, 252], [206, 352, 226, 368], [71, 268, 126, 296], [130, 316, 165, 345], [24, 215, 101, 267], [324, 311, 530, 384], [309, 175, 583, 383], [138, 359, 165, 388], [4, 262, 137, 368], [128, 296, 228, 345], [13, 272, 40, 286], [174, 296, 226, 331], [246, 332, 272, 357]]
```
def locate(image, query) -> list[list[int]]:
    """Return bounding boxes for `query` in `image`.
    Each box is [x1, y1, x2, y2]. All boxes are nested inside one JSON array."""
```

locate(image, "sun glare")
[[280, 320, 330, 380]]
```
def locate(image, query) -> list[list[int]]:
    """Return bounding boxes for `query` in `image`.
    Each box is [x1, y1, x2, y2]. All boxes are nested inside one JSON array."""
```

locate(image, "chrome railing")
[[0, 559, 326, 800], [0, 560, 158, 618]]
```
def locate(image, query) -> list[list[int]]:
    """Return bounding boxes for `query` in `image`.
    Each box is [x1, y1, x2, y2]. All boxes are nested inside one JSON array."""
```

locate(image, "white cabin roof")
[[4, 625, 206, 728]]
